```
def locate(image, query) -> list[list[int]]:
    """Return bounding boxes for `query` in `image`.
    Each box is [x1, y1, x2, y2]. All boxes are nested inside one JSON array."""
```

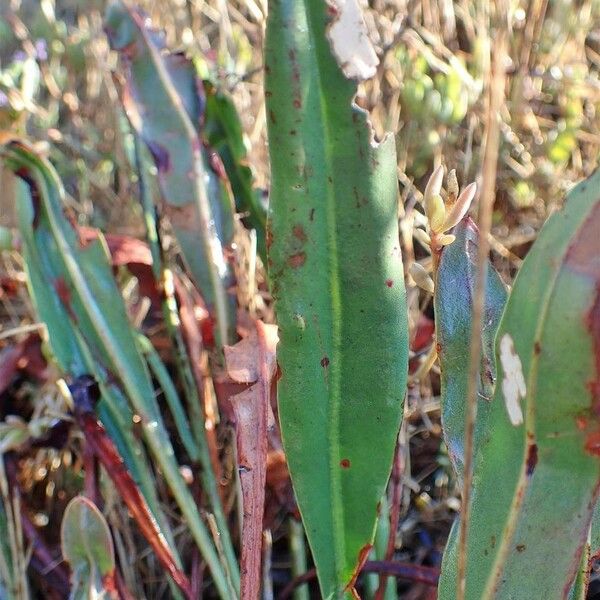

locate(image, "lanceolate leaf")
[[105, 1, 236, 346], [439, 169, 600, 599], [265, 2, 409, 597], [434, 217, 507, 480], [9, 143, 168, 530]]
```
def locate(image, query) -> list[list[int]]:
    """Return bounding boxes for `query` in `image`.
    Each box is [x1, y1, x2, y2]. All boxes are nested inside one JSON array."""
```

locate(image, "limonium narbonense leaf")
[[105, 2, 236, 346], [265, 2, 409, 597], [439, 168, 600, 599], [434, 217, 507, 481], [5, 140, 233, 598]]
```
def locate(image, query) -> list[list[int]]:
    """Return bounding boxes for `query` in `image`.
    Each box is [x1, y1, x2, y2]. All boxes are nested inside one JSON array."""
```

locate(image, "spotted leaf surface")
[[439, 169, 600, 599], [265, 1, 408, 597]]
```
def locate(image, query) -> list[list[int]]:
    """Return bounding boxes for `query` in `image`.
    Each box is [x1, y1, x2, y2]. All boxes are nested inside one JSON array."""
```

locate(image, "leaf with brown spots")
[[439, 169, 600, 599], [265, 1, 409, 595], [4, 139, 234, 598]]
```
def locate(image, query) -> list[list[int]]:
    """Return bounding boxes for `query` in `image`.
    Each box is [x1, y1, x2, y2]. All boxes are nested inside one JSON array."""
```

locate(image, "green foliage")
[[203, 80, 268, 262], [438, 168, 600, 599], [434, 217, 507, 480], [105, 1, 237, 346], [8, 141, 166, 526], [0, 497, 11, 599], [264, 1, 408, 597], [399, 53, 469, 126], [397, 47, 475, 177], [0, 472, 26, 600], [61, 496, 115, 600], [3, 140, 237, 599], [546, 71, 585, 166], [0, 55, 40, 131], [591, 501, 600, 558], [3, 2, 600, 598]]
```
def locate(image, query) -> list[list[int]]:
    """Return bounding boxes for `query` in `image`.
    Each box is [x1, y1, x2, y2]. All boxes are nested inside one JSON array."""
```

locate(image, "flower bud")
[[410, 262, 435, 293], [426, 193, 446, 233], [423, 165, 444, 206], [442, 182, 477, 232]]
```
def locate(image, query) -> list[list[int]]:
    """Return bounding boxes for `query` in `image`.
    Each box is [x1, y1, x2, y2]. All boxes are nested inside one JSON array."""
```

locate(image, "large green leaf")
[[439, 169, 600, 599], [434, 217, 507, 481], [105, 2, 236, 346], [264, 2, 409, 597]]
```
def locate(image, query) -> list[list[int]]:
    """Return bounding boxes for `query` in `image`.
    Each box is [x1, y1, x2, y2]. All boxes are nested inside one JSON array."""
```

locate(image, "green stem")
[[137, 334, 199, 461], [288, 519, 310, 600]]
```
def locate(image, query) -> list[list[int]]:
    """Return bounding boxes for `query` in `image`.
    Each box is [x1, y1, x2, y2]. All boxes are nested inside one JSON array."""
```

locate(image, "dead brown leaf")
[[226, 321, 277, 600]]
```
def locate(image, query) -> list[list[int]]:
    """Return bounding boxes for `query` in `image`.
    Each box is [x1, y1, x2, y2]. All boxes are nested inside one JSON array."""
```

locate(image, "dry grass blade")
[[456, 4, 509, 599]]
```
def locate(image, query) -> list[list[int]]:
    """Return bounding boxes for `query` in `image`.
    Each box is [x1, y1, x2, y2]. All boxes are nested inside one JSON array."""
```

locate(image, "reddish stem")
[[278, 560, 440, 599]]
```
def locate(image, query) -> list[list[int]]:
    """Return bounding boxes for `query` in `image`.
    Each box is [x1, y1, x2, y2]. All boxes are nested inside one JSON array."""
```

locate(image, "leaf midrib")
[[305, 0, 347, 590]]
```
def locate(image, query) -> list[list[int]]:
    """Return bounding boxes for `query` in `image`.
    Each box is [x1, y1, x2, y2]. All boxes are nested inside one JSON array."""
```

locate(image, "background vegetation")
[[1, 0, 600, 598]]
